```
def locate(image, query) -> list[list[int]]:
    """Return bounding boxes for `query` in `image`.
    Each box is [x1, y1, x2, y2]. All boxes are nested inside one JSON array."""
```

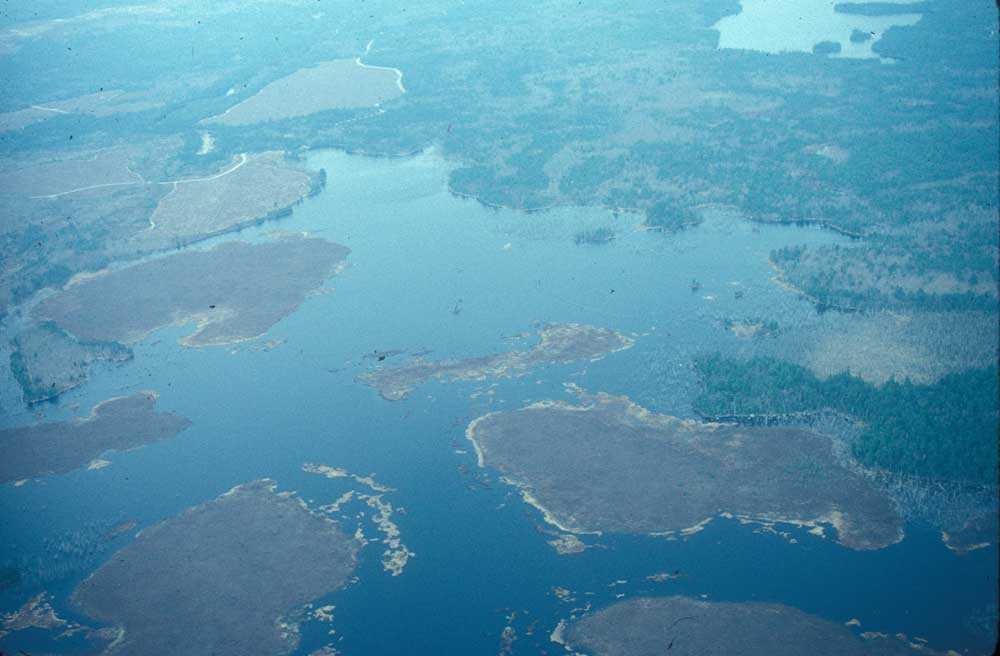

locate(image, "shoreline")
[[465, 412, 498, 468], [767, 258, 861, 314], [466, 410, 600, 536], [514, 483, 602, 537]]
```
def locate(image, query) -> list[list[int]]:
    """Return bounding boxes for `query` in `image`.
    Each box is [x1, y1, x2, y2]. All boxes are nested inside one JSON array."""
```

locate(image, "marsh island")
[[359, 322, 634, 400], [468, 386, 902, 550], [560, 596, 948, 656], [73, 479, 359, 656], [33, 235, 349, 347], [0, 393, 190, 484]]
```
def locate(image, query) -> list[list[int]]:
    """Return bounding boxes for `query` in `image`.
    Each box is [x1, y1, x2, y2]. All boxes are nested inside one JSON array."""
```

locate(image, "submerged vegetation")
[[573, 227, 615, 245], [694, 353, 998, 485]]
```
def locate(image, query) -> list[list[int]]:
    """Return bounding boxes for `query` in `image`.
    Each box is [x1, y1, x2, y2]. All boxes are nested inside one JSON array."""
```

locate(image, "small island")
[[0, 393, 190, 484], [303, 463, 414, 576], [941, 512, 997, 555], [723, 318, 779, 339], [358, 322, 635, 401], [73, 479, 359, 656], [33, 235, 349, 347], [2, 592, 69, 636], [558, 596, 950, 655], [467, 386, 903, 550]]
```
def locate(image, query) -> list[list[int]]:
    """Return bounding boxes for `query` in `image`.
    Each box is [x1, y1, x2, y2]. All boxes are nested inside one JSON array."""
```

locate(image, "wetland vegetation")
[[468, 386, 903, 550], [0, 393, 190, 484], [73, 480, 359, 656], [0, 0, 995, 653], [33, 236, 349, 347], [693, 354, 998, 485]]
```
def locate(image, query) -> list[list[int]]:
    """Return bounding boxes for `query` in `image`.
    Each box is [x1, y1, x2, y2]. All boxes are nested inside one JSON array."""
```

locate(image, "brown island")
[[467, 386, 903, 550], [0, 393, 190, 484], [558, 596, 955, 656], [73, 480, 359, 656], [358, 322, 634, 401], [33, 235, 349, 347]]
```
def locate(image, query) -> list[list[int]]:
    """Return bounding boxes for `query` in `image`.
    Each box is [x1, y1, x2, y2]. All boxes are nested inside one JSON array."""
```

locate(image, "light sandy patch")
[[197, 133, 216, 155], [302, 463, 395, 493]]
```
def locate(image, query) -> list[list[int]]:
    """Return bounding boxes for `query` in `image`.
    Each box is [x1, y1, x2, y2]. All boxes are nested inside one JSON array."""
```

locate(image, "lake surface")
[[713, 0, 925, 59], [0, 148, 995, 655]]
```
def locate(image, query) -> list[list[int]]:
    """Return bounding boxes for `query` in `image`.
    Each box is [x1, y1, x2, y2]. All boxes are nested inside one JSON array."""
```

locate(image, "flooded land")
[[795, 311, 998, 386], [205, 59, 404, 126], [359, 323, 634, 400], [0, 1, 995, 652], [9, 322, 131, 403], [560, 596, 951, 655], [33, 235, 349, 347], [468, 386, 902, 550], [0, 393, 190, 484], [73, 480, 359, 656]]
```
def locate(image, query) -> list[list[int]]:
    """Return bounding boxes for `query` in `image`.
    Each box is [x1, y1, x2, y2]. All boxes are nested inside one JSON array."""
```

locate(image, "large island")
[[33, 235, 349, 347], [0, 392, 190, 484], [73, 480, 359, 656], [467, 386, 903, 550], [558, 596, 952, 655]]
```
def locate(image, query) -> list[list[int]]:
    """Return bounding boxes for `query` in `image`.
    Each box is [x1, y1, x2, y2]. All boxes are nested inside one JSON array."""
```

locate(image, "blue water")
[[0, 148, 995, 655]]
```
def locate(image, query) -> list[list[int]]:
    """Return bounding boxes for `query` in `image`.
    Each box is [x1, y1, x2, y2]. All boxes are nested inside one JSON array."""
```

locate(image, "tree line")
[[693, 353, 998, 485]]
